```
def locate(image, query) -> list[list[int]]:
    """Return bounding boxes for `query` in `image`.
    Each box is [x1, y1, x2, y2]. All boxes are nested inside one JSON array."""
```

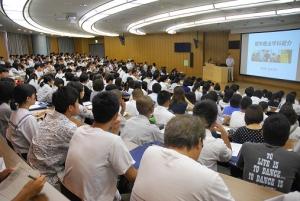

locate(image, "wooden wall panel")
[[229, 33, 300, 92], [104, 32, 203, 77], [204, 31, 229, 65], [49, 36, 59, 53], [74, 37, 104, 55], [0, 32, 9, 59]]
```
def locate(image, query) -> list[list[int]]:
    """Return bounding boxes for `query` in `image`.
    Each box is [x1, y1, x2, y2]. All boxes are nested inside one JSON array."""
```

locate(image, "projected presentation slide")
[[240, 29, 300, 82]]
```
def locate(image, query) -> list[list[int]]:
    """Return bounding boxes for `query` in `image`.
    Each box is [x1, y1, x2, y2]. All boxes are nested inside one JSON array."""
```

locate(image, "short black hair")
[[93, 79, 104, 92], [240, 96, 252, 110], [54, 78, 64, 88], [244, 104, 263, 125], [285, 93, 296, 104], [0, 66, 9, 73], [79, 73, 89, 83], [263, 114, 290, 146], [92, 91, 119, 123], [258, 101, 268, 111], [67, 81, 84, 94], [152, 83, 161, 93], [279, 103, 298, 125], [253, 90, 263, 98], [193, 100, 217, 128], [223, 88, 234, 103], [205, 91, 218, 102], [52, 86, 79, 114], [157, 90, 171, 106], [230, 94, 242, 108], [105, 84, 118, 91], [0, 81, 15, 104], [245, 87, 254, 97]]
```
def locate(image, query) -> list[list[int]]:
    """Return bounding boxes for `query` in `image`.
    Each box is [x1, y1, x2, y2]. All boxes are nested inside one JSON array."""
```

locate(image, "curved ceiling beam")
[[79, 0, 158, 37], [2, 0, 94, 38], [166, 8, 300, 34], [128, 0, 295, 35]]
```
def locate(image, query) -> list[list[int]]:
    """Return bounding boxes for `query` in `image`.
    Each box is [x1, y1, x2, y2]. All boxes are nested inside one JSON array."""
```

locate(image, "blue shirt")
[[223, 106, 240, 116]]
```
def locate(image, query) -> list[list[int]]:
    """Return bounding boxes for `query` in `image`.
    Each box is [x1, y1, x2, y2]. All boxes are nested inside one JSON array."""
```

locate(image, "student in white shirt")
[[285, 92, 300, 115], [63, 91, 137, 201], [193, 100, 232, 171], [6, 84, 39, 159], [28, 86, 80, 189], [148, 71, 160, 92], [34, 63, 44, 79], [121, 95, 163, 145], [131, 115, 234, 201], [229, 96, 252, 129], [153, 90, 175, 126], [90, 79, 104, 102], [125, 88, 143, 117], [251, 90, 263, 105], [148, 83, 161, 104], [37, 74, 55, 103], [0, 80, 15, 138]]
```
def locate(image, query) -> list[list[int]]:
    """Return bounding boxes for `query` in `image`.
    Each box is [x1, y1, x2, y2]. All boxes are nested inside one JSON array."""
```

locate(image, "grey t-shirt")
[[237, 143, 300, 193]]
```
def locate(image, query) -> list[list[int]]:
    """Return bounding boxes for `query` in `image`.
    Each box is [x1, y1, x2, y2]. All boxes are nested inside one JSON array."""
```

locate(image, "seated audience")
[[125, 88, 143, 117], [251, 90, 263, 104], [6, 84, 39, 159], [63, 91, 137, 201], [130, 115, 234, 201], [285, 92, 300, 115], [121, 95, 163, 145], [148, 83, 161, 104], [230, 104, 264, 144], [193, 100, 232, 171], [279, 103, 300, 140], [37, 74, 55, 103], [229, 96, 252, 129], [237, 114, 300, 193], [0, 80, 15, 137], [28, 86, 80, 188], [169, 86, 188, 114], [79, 73, 92, 102], [153, 90, 175, 126], [223, 93, 242, 116], [243, 86, 254, 98], [219, 88, 234, 109], [90, 79, 104, 102]]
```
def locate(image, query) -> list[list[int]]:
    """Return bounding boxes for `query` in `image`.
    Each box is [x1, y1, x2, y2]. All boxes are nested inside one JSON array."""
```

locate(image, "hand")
[[21, 176, 46, 200], [211, 123, 226, 134], [0, 168, 14, 182]]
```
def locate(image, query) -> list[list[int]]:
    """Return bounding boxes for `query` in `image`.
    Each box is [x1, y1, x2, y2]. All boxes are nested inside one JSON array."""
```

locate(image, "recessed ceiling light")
[[0, 24, 3, 27], [80, 4, 88, 7], [17, 28, 21, 31]]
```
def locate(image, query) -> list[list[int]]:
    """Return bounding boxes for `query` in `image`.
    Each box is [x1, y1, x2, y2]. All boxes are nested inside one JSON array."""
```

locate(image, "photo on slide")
[[251, 49, 292, 64]]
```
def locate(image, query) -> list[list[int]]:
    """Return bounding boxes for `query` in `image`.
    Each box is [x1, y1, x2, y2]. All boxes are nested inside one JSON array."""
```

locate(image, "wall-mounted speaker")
[[119, 34, 125, 46]]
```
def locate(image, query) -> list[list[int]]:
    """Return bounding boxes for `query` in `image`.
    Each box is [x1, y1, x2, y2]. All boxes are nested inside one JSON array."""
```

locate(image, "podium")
[[203, 63, 228, 84]]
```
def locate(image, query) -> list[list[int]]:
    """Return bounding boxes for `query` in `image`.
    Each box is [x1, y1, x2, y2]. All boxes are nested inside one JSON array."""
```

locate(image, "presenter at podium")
[[226, 54, 234, 82]]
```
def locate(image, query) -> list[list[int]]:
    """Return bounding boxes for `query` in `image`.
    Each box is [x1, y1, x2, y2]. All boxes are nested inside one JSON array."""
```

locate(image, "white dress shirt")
[[198, 129, 232, 171], [131, 146, 234, 201], [125, 100, 139, 117], [63, 125, 134, 201], [37, 84, 54, 103], [153, 105, 175, 126], [148, 93, 158, 104], [226, 57, 234, 67], [229, 111, 246, 129], [121, 115, 163, 145]]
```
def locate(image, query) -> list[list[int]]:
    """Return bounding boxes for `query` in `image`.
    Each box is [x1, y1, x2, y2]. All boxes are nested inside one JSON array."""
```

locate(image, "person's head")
[[193, 100, 217, 128], [205, 91, 218, 103], [279, 103, 298, 125], [54, 78, 64, 88], [152, 71, 160, 81], [171, 86, 186, 104], [41, 74, 54, 87], [223, 88, 234, 103], [11, 84, 36, 110], [245, 87, 254, 97], [258, 101, 268, 113], [92, 79, 104, 92], [214, 83, 221, 91], [240, 96, 252, 111], [0, 81, 15, 105], [164, 115, 205, 160], [136, 95, 155, 117], [52, 86, 80, 115], [67, 81, 84, 100], [285, 93, 296, 104], [230, 94, 242, 108], [132, 88, 143, 100], [152, 83, 161, 94], [244, 104, 263, 125], [105, 84, 118, 91], [105, 73, 114, 84], [192, 81, 201, 92], [65, 72, 74, 81], [34, 63, 43, 71], [92, 91, 120, 124], [157, 90, 171, 107], [0, 66, 9, 78], [79, 73, 89, 83], [230, 84, 239, 93], [263, 114, 290, 146], [253, 90, 263, 99]]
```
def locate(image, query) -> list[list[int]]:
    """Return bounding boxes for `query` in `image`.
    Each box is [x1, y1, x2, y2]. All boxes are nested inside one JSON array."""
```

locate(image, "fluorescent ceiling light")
[[277, 7, 300, 14], [166, 7, 300, 34], [128, 0, 294, 35], [2, 0, 94, 37], [226, 11, 275, 20], [80, 0, 158, 36]]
